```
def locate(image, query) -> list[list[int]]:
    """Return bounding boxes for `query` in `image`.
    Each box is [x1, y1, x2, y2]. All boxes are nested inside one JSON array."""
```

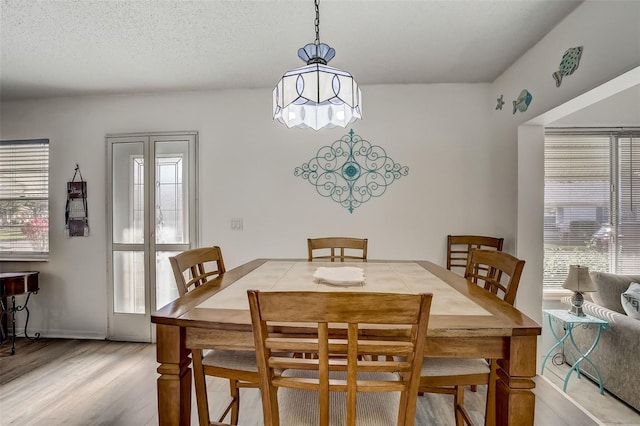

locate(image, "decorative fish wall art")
[[512, 89, 532, 114], [553, 46, 583, 87], [495, 95, 505, 110]]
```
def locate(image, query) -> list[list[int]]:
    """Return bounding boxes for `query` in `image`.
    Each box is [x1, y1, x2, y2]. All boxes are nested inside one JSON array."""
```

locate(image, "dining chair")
[[419, 249, 525, 426], [446, 235, 504, 274], [169, 245, 226, 297], [445, 236, 503, 399], [169, 246, 259, 426], [307, 237, 368, 262], [248, 290, 433, 426]]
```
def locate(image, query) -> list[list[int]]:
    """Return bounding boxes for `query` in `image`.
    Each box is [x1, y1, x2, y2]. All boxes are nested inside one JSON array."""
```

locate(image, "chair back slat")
[[308, 237, 368, 262], [464, 249, 525, 305], [248, 290, 432, 426], [169, 246, 226, 296], [447, 235, 504, 273]]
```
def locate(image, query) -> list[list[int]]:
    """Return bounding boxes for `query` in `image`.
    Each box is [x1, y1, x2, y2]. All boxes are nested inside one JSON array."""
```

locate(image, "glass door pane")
[[156, 251, 180, 309], [112, 142, 144, 244], [113, 251, 145, 313], [155, 140, 190, 244]]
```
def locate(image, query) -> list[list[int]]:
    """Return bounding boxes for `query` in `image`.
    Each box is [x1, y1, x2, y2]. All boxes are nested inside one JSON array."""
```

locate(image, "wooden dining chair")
[[446, 235, 504, 274], [169, 246, 259, 426], [464, 248, 525, 306], [419, 249, 525, 426], [248, 290, 433, 426], [169, 246, 226, 297], [307, 237, 368, 262]]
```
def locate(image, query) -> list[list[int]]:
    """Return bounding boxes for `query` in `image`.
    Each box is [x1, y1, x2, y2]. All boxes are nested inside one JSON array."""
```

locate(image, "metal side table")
[[542, 309, 609, 394], [0, 271, 40, 355]]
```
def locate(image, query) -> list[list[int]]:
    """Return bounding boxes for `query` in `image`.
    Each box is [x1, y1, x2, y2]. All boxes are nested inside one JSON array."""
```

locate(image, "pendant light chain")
[[314, 0, 320, 45]]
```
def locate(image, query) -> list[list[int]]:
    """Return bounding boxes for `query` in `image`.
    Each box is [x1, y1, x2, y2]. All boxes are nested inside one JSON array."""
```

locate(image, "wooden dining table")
[[151, 259, 541, 426]]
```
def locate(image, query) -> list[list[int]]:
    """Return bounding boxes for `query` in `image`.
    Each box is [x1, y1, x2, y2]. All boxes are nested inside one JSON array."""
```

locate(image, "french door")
[[107, 132, 197, 341]]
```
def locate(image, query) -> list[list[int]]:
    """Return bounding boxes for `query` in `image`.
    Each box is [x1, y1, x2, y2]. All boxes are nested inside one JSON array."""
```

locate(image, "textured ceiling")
[[0, 0, 583, 101]]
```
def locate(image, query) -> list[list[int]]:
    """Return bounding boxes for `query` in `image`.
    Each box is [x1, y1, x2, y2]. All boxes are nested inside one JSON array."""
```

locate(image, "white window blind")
[[618, 135, 640, 273], [0, 139, 49, 260], [544, 130, 640, 289]]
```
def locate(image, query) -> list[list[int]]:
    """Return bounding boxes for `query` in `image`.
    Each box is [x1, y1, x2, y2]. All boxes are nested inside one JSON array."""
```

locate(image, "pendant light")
[[273, 0, 362, 131]]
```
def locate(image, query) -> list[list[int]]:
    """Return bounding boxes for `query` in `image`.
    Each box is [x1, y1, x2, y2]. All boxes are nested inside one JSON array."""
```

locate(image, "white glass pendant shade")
[[273, 43, 362, 131]]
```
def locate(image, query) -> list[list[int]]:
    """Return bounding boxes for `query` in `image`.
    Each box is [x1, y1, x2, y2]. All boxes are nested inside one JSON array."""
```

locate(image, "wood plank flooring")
[[1, 338, 603, 425]]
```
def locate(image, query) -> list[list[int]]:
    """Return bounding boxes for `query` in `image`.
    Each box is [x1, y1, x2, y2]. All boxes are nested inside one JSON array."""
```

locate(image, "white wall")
[[550, 84, 640, 127], [1, 0, 639, 341], [1, 83, 504, 338]]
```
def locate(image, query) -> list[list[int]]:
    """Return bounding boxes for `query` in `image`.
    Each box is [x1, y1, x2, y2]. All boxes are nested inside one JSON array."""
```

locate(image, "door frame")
[[106, 131, 198, 342]]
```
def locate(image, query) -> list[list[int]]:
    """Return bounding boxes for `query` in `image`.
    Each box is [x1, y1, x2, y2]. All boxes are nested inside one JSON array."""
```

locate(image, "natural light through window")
[[544, 130, 640, 291], [0, 139, 49, 261]]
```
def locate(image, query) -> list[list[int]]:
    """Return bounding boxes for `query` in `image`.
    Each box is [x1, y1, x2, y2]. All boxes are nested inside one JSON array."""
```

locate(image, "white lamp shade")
[[273, 63, 362, 131], [562, 265, 597, 292]]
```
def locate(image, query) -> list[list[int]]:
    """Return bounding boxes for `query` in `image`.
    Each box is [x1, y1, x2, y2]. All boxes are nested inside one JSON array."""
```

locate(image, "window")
[[544, 130, 639, 290], [0, 139, 49, 260]]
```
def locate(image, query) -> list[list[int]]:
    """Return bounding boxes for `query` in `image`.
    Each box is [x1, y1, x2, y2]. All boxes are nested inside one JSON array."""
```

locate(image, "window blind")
[[0, 139, 49, 260], [544, 134, 611, 288], [618, 136, 640, 273], [544, 130, 640, 289]]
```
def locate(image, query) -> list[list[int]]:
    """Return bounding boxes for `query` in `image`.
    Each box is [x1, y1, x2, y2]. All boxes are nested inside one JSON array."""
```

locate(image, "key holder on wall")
[[65, 164, 89, 237]]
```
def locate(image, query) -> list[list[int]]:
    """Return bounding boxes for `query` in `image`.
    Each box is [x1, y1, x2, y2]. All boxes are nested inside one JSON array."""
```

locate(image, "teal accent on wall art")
[[294, 129, 409, 213], [512, 89, 533, 114], [553, 46, 583, 87]]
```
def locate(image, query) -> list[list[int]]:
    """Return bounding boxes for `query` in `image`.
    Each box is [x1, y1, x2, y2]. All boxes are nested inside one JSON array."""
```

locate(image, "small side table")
[[542, 309, 609, 394], [0, 271, 40, 355]]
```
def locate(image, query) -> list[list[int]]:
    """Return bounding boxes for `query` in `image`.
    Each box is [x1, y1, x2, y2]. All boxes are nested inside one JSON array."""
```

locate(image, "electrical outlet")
[[231, 218, 243, 231]]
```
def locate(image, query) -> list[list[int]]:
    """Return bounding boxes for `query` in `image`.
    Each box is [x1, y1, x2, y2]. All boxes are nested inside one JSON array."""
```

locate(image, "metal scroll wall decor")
[[294, 129, 409, 213]]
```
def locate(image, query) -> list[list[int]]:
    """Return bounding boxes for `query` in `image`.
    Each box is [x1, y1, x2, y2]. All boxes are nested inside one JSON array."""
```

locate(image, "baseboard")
[[11, 328, 106, 340]]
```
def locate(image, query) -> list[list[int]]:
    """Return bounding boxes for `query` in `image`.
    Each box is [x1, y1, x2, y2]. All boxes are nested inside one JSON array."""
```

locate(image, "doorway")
[[106, 132, 197, 341]]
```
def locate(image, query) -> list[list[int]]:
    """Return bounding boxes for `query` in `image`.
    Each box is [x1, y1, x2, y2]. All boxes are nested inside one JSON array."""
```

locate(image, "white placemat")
[[313, 266, 365, 286]]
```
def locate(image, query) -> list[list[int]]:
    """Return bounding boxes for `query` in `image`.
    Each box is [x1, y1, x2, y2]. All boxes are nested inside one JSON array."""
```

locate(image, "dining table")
[[151, 259, 541, 426]]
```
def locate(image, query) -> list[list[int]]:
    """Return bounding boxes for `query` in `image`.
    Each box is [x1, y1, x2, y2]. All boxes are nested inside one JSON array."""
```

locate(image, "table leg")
[[565, 323, 606, 394], [19, 291, 40, 341], [541, 313, 570, 374], [0, 296, 7, 344], [496, 335, 537, 426], [10, 296, 17, 354], [156, 324, 192, 426]]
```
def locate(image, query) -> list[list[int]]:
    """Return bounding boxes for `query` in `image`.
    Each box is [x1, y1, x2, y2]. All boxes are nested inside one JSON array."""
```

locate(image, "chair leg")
[[229, 379, 240, 425], [454, 385, 465, 426], [192, 349, 211, 426], [484, 361, 498, 426]]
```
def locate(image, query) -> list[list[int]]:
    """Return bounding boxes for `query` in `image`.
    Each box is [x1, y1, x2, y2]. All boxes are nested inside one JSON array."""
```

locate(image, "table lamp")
[[563, 265, 597, 317]]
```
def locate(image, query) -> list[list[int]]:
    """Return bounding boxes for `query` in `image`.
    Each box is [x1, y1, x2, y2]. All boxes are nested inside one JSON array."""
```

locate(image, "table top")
[[198, 261, 492, 316], [0, 272, 39, 279], [544, 309, 609, 325], [152, 259, 541, 338], [0, 271, 39, 297]]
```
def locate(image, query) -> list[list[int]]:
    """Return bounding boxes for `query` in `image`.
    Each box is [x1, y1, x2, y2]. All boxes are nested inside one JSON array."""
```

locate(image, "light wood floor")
[[0, 338, 603, 425]]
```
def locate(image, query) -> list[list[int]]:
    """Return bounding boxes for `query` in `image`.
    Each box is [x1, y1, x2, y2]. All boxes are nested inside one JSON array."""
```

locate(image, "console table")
[[0, 271, 40, 355], [541, 309, 609, 394]]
